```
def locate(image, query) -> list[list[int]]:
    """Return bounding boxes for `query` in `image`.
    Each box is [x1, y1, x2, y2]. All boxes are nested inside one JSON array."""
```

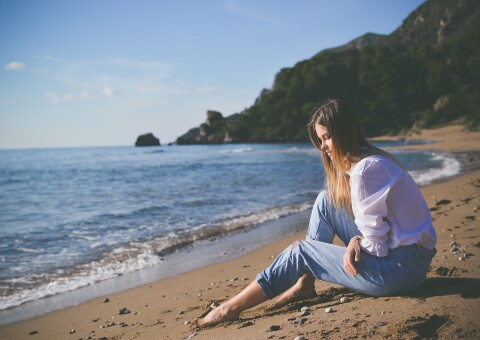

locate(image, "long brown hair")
[[307, 99, 372, 214]]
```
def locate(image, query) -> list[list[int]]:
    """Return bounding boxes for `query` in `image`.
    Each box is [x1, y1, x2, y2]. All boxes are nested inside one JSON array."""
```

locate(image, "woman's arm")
[[350, 158, 395, 257], [343, 236, 363, 276]]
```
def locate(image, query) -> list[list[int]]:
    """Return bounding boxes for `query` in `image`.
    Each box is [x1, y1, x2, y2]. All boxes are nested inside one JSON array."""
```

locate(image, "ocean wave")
[[0, 244, 162, 310], [410, 153, 461, 186], [275, 147, 318, 155], [16, 247, 44, 254], [215, 147, 253, 154], [0, 202, 311, 311]]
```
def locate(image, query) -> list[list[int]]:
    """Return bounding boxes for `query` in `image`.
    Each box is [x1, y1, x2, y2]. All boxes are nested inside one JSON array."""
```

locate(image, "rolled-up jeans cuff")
[[256, 272, 274, 299]]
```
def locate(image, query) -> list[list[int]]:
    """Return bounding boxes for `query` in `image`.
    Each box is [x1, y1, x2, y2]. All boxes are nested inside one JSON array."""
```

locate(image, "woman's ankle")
[[297, 275, 316, 292]]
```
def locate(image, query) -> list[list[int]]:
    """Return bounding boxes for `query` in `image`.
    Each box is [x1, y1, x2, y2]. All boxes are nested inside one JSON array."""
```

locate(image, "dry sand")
[[1, 125, 479, 340], [370, 124, 480, 152]]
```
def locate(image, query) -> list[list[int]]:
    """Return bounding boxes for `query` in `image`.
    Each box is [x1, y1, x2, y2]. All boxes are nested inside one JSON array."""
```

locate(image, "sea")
[[0, 142, 461, 325]]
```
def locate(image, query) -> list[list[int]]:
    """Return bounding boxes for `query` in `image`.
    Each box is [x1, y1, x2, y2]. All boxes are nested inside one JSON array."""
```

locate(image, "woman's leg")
[[271, 191, 361, 305], [306, 190, 361, 244], [198, 281, 267, 327], [257, 238, 387, 299], [198, 191, 366, 327], [267, 273, 316, 308]]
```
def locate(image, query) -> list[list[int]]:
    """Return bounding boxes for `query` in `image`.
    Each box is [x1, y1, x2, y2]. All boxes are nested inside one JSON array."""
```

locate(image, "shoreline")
[[1, 170, 479, 339], [1, 125, 479, 339], [1, 149, 475, 327], [0, 210, 313, 327]]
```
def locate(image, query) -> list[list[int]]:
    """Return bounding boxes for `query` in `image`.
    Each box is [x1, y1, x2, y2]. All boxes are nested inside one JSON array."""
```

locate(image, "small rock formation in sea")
[[176, 110, 242, 145], [135, 133, 160, 147]]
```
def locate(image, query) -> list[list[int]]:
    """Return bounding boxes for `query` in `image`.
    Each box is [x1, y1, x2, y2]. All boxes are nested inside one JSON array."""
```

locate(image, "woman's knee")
[[314, 190, 328, 209], [307, 190, 335, 242]]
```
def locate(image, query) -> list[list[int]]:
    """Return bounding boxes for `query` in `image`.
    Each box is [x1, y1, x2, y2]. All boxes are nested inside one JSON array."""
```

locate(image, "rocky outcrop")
[[177, 110, 236, 144], [176, 0, 480, 143], [135, 133, 160, 147]]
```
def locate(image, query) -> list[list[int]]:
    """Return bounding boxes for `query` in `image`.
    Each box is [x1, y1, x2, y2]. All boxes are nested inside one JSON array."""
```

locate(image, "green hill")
[[177, 0, 480, 144]]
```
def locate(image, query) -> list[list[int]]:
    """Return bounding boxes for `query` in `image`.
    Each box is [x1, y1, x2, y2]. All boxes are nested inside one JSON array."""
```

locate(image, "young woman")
[[198, 98, 437, 328]]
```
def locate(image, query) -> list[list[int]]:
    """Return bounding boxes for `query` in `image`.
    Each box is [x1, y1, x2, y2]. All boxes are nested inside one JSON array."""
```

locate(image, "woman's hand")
[[343, 236, 362, 276]]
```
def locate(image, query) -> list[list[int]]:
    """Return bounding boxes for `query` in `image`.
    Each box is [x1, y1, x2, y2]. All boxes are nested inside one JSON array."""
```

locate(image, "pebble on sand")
[[269, 325, 281, 331], [187, 333, 197, 339], [373, 321, 388, 328], [294, 337, 306, 340], [103, 298, 110, 303], [293, 317, 307, 325], [340, 297, 348, 303], [299, 310, 310, 317], [68, 329, 76, 334], [118, 307, 131, 315], [325, 307, 333, 313], [29, 330, 39, 335]]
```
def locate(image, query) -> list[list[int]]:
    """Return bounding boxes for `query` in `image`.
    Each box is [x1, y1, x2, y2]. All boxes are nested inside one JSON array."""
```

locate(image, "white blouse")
[[349, 154, 437, 257]]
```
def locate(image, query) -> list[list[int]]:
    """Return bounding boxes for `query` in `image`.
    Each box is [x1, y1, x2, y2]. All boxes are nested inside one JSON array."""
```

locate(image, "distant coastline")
[[176, 0, 479, 145]]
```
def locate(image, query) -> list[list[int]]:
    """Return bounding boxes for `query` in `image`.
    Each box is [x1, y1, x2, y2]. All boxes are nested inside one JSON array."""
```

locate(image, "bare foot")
[[266, 275, 316, 310], [196, 304, 240, 329]]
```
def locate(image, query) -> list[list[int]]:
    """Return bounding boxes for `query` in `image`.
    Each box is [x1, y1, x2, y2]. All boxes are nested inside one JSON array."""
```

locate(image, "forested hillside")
[[177, 0, 479, 144]]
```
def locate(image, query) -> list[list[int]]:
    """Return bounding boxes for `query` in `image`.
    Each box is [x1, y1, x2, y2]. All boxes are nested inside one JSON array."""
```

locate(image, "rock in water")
[[135, 133, 160, 147]]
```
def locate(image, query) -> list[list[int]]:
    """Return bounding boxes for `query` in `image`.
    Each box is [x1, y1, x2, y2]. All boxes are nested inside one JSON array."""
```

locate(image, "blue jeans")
[[256, 191, 436, 298]]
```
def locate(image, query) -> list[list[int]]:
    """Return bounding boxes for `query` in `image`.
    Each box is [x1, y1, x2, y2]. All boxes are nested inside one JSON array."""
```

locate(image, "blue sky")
[[0, 0, 424, 149]]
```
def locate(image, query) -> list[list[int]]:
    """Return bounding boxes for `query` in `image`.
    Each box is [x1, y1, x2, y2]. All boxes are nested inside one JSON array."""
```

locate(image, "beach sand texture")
[[1, 125, 479, 339]]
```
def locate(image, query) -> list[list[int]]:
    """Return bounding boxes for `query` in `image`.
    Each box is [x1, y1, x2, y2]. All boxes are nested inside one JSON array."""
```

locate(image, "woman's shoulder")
[[350, 154, 402, 178]]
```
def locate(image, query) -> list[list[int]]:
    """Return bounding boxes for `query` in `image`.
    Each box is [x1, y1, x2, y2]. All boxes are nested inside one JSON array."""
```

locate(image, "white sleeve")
[[350, 160, 393, 257]]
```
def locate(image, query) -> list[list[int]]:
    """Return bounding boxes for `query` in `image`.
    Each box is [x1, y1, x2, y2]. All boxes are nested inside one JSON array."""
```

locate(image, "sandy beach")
[[1, 125, 479, 340]]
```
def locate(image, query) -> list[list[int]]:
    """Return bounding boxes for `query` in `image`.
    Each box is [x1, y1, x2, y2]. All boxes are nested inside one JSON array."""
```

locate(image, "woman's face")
[[315, 123, 334, 159]]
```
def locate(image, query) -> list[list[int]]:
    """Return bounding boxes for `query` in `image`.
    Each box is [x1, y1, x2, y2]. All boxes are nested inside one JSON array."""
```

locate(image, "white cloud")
[[42, 58, 174, 101], [79, 91, 96, 101], [45, 91, 61, 103], [103, 86, 120, 97], [5, 61, 26, 71], [45, 90, 97, 103]]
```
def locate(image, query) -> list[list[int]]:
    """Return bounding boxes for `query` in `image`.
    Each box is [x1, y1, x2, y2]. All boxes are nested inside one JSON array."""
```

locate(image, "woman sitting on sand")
[[198, 98, 437, 328]]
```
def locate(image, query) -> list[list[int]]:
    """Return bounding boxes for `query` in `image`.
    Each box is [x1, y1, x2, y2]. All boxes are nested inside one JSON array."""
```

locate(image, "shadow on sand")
[[407, 277, 480, 299]]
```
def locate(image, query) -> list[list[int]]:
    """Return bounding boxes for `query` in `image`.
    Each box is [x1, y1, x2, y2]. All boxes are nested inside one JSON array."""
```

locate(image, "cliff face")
[[387, 0, 480, 47], [177, 111, 242, 145], [177, 0, 480, 144], [177, 111, 226, 144]]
